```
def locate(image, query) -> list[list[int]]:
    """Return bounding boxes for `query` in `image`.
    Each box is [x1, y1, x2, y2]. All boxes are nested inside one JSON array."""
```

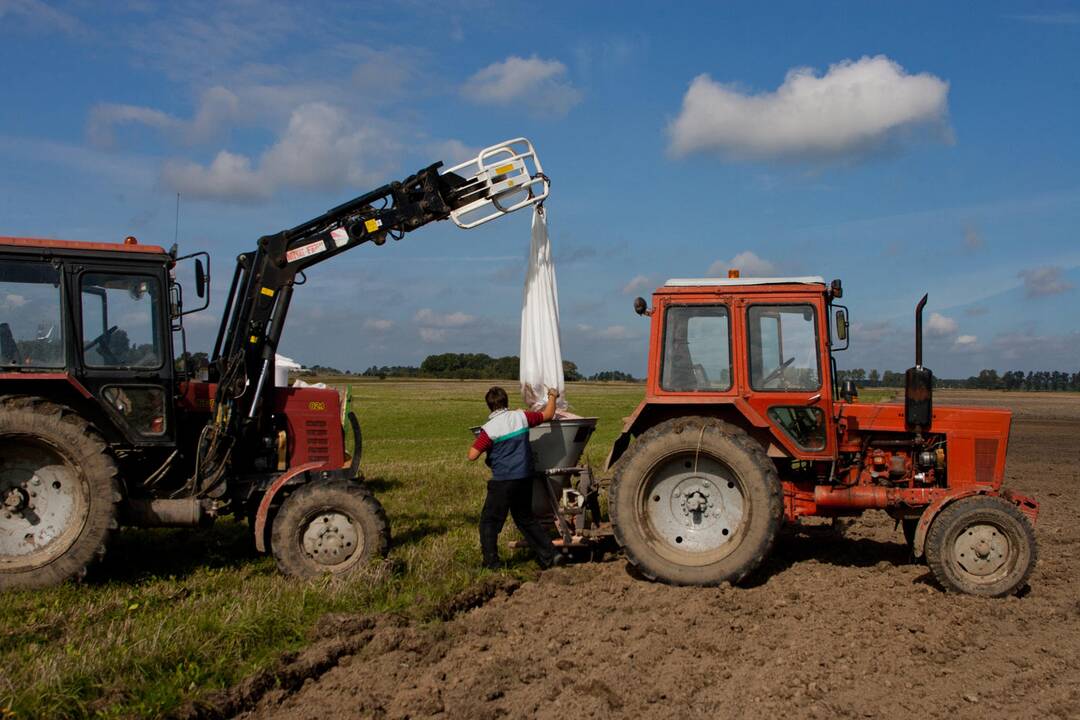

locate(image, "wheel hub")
[[0, 446, 84, 563], [301, 512, 360, 566], [953, 523, 1008, 577], [3, 486, 28, 513], [644, 456, 745, 555]]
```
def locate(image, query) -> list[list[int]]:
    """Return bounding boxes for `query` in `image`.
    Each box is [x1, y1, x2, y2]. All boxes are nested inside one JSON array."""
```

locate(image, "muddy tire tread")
[[925, 494, 1037, 598], [0, 395, 120, 590], [610, 416, 783, 586], [270, 479, 390, 578]]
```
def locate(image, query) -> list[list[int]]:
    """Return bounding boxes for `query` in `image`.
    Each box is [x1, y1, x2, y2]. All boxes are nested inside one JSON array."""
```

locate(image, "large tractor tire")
[[0, 397, 120, 590], [610, 417, 783, 586], [925, 495, 1036, 597], [270, 479, 390, 578]]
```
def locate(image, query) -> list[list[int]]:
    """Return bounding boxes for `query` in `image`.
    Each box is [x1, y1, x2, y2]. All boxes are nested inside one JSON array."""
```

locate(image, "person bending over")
[[467, 386, 564, 570]]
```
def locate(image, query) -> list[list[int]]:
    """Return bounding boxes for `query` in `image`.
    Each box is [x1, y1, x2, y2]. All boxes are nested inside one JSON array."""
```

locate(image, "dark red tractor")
[[0, 139, 548, 589]]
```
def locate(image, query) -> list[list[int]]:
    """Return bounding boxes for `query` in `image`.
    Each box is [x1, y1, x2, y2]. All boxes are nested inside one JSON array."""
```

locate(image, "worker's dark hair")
[[485, 386, 509, 411]]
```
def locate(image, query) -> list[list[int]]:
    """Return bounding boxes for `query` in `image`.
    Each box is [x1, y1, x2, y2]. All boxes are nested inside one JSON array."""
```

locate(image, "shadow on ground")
[[92, 520, 260, 584]]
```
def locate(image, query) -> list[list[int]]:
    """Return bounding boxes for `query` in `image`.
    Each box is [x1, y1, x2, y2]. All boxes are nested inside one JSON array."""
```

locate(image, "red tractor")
[[0, 139, 549, 589], [597, 274, 1038, 596]]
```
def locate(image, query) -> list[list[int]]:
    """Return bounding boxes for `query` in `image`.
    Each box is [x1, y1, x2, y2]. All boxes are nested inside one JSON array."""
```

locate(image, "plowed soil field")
[[233, 392, 1080, 720]]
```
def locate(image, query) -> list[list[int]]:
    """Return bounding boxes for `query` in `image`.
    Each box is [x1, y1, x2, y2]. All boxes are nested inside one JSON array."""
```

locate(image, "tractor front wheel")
[[610, 417, 783, 586], [925, 495, 1036, 597], [270, 479, 390, 578]]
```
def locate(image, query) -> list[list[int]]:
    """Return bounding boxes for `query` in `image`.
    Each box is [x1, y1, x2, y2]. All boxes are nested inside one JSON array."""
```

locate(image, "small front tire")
[[270, 479, 390, 578], [925, 495, 1036, 597]]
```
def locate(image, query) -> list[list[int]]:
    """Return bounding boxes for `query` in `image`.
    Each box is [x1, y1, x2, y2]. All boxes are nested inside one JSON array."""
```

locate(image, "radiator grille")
[[304, 420, 330, 463], [974, 438, 998, 484]]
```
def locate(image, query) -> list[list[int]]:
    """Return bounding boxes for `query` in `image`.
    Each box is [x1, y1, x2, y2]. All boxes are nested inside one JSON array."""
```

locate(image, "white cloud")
[[418, 327, 447, 343], [668, 55, 951, 162], [575, 323, 593, 333], [0, 0, 82, 35], [926, 312, 959, 336], [88, 86, 241, 148], [987, 330, 1080, 367], [622, 275, 651, 295], [1, 293, 27, 310], [462, 55, 582, 116], [707, 250, 777, 277], [955, 334, 978, 346], [427, 139, 478, 166], [1018, 266, 1075, 298], [364, 318, 394, 331], [597, 325, 634, 340], [414, 308, 476, 327], [160, 102, 397, 201], [162, 150, 269, 202]]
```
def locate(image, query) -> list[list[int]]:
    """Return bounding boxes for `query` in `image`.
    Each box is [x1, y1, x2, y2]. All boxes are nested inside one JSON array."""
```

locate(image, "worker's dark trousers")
[[479, 478, 556, 567]]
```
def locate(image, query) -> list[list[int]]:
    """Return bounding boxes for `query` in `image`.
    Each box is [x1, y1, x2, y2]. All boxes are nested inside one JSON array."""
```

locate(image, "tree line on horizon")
[[838, 368, 1080, 392], [357, 353, 641, 382]]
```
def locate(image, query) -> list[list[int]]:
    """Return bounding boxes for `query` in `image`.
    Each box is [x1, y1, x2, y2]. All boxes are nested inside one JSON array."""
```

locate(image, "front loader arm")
[[196, 138, 548, 490]]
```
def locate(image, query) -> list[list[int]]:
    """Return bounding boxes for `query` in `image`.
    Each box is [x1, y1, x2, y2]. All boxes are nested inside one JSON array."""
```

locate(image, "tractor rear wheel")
[[0, 397, 119, 590], [925, 495, 1036, 597], [270, 479, 390, 578], [610, 417, 783, 586]]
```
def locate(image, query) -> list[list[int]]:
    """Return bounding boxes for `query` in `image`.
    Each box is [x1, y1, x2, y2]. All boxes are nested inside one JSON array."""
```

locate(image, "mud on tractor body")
[[535, 276, 1038, 597]]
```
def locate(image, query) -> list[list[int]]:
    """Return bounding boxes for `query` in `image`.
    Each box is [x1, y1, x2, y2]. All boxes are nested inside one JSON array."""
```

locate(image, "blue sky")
[[1, 0, 1078, 377]]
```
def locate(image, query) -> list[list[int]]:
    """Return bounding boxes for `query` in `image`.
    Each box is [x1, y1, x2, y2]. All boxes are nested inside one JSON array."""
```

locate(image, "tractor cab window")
[[661, 305, 732, 391], [0, 260, 65, 368], [80, 273, 163, 369], [748, 304, 821, 391], [768, 406, 827, 450]]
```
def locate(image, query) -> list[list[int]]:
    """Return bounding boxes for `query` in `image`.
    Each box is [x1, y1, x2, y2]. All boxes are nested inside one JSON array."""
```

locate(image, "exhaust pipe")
[[904, 294, 933, 438]]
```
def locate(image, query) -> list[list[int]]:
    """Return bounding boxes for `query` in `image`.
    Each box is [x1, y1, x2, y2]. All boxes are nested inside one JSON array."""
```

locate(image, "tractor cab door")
[[741, 300, 834, 458], [74, 266, 175, 445]]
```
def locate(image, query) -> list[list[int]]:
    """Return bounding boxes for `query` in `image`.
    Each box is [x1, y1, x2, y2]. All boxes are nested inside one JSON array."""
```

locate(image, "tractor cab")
[[609, 274, 840, 467], [0, 236, 196, 448]]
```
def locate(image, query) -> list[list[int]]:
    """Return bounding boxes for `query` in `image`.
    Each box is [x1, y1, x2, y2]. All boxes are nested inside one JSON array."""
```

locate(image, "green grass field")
[[0, 380, 643, 719]]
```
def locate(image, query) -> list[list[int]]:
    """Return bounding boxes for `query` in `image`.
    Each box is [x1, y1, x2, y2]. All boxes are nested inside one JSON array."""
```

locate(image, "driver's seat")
[[0, 323, 20, 365]]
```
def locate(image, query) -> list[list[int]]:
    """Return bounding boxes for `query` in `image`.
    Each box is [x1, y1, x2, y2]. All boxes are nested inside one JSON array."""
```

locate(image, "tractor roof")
[[0, 236, 168, 256], [664, 276, 826, 287]]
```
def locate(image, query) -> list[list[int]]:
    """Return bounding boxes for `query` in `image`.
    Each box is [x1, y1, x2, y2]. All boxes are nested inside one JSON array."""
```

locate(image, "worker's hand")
[[547, 388, 559, 399]]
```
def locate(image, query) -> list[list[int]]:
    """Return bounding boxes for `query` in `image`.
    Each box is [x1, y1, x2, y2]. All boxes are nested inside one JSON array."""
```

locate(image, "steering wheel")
[[84, 325, 120, 364], [761, 356, 796, 387]]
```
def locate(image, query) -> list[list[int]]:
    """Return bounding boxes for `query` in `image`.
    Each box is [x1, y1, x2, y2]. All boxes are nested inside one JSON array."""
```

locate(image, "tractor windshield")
[[660, 305, 732, 391], [80, 273, 164, 369], [747, 304, 821, 391], [0, 260, 65, 368]]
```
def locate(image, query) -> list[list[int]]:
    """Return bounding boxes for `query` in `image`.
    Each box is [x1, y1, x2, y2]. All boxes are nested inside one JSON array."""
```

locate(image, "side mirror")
[[830, 278, 843, 299], [835, 309, 848, 341], [195, 259, 207, 299], [633, 297, 651, 317]]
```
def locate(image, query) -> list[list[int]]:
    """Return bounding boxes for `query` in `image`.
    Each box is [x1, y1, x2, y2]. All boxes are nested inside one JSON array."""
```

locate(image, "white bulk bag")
[[520, 206, 566, 411]]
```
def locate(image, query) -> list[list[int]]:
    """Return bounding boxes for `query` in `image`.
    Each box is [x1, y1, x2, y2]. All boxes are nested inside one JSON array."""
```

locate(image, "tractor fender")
[[253, 461, 323, 553], [912, 488, 1039, 558], [604, 399, 776, 472]]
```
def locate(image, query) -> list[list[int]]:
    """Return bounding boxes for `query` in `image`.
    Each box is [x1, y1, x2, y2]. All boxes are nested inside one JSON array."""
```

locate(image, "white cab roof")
[[664, 276, 826, 287]]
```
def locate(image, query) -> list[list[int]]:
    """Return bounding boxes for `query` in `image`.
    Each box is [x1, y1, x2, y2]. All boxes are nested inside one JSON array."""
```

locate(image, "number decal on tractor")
[[308, 401, 326, 411]]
